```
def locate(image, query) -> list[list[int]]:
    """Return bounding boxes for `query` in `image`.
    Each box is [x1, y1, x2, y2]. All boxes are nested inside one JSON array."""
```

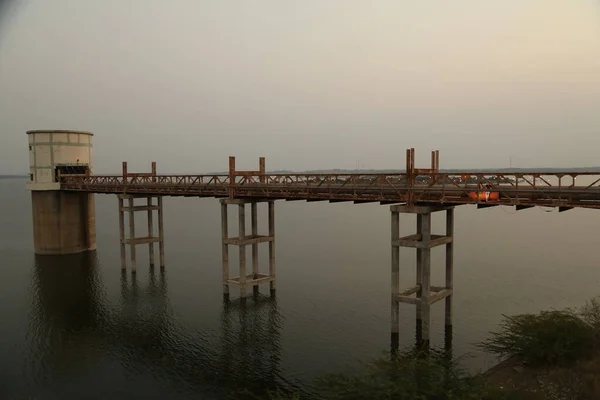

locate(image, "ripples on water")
[[4, 177, 600, 399], [16, 252, 310, 400]]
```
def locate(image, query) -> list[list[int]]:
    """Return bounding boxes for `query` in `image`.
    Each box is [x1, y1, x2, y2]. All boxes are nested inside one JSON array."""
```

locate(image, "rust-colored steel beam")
[[59, 152, 600, 210], [259, 157, 266, 184]]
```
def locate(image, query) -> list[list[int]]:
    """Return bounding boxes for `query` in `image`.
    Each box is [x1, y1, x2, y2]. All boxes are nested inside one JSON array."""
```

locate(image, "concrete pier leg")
[[445, 208, 454, 328], [119, 196, 126, 270], [251, 202, 259, 296], [147, 197, 155, 267], [391, 210, 400, 353], [268, 201, 275, 294], [30, 191, 97, 255], [117, 194, 163, 272], [220, 198, 275, 299], [415, 213, 423, 340], [128, 197, 137, 273], [221, 202, 229, 296], [238, 204, 247, 298], [420, 212, 432, 345], [391, 204, 455, 351], [158, 197, 165, 268]]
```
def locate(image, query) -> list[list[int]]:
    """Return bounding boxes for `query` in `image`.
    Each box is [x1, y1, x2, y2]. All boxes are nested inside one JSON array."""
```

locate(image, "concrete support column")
[[30, 191, 97, 255], [445, 208, 454, 328], [220, 199, 276, 299], [118, 195, 165, 272], [119, 196, 126, 269], [221, 202, 229, 296], [158, 196, 165, 268], [128, 197, 137, 272], [390, 204, 455, 350], [251, 202, 259, 296], [147, 197, 155, 266], [419, 212, 432, 344], [268, 201, 275, 294], [391, 209, 400, 353], [415, 214, 423, 344], [238, 203, 247, 298]]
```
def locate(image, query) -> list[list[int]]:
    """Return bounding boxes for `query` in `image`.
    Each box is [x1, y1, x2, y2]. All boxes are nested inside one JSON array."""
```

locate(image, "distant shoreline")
[[0, 175, 28, 179], [5, 167, 600, 177]]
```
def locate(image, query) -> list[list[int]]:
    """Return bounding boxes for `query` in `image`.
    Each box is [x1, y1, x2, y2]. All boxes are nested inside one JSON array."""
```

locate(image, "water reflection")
[[23, 254, 297, 399], [218, 295, 286, 398], [114, 265, 174, 358], [24, 252, 108, 399], [391, 319, 453, 359]]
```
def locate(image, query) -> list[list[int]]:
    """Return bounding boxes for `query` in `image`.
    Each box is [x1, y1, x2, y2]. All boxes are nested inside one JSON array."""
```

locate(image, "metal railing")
[[59, 171, 600, 209]]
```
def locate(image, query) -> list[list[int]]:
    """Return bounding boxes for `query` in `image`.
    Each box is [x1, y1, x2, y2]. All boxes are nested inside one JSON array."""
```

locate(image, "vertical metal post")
[[158, 196, 165, 268], [391, 210, 400, 341], [259, 157, 266, 184], [147, 197, 155, 266], [239, 203, 247, 297], [407, 148, 415, 206], [122, 161, 128, 183], [406, 149, 412, 206], [251, 202, 259, 296], [268, 201, 275, 294], [118, 196, 126, 270], [228, 156, 236, 198], [420, 212, 432, 344], [221, 201, 229, 295], [445, 208, 454, 328], [128, 196, 136, 272]]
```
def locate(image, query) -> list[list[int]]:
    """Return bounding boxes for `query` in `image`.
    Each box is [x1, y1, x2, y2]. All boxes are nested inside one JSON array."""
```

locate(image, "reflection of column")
[[218, 295, 284, 397], [393, 321, 453, 359], [444, 323, 453, 360], [26, 252, 104, 378], [118, 264, 169, 321]]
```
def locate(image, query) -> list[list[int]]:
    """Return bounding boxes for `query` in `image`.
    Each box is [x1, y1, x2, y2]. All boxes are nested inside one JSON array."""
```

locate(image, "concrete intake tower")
[[26, 130, 96, 255]]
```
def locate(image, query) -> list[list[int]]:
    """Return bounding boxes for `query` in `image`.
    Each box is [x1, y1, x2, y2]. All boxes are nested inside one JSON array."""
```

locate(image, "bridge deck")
[[59, 172, 600, 209]]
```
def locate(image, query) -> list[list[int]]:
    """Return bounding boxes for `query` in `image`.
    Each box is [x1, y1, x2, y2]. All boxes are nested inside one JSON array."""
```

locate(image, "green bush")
[[311, 348, 490, 400], [479, 310, 596, 366], [580, 297, 600, 333]]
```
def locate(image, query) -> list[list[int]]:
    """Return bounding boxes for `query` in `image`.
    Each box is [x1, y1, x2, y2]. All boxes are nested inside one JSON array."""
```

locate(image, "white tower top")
[[26, 130, 94, 191]]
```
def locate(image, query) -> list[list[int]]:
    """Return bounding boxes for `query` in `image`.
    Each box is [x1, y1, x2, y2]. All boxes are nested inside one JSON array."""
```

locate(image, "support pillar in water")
[[118, 194, 165, 272], [390, 204, 455, 348], [221, 198, 275, 299]]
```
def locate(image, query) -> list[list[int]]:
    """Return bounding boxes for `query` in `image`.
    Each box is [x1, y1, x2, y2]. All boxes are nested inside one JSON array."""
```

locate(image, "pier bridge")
[[25, 129, 600, 344]]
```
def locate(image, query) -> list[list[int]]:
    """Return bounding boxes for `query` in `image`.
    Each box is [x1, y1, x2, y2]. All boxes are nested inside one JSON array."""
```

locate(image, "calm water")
[[2, 177, 600, 399]]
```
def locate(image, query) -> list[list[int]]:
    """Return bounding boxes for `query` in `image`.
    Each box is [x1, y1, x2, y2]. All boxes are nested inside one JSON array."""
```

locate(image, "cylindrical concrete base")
[[31, 191, 97, 255]]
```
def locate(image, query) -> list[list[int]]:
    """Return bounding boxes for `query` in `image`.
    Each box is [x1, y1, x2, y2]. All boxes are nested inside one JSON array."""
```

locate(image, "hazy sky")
[[1, 0, 599, 174]]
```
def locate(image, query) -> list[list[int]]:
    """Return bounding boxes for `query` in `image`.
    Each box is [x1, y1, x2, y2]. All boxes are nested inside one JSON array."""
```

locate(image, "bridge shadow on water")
[[24, 253, 308, 400]]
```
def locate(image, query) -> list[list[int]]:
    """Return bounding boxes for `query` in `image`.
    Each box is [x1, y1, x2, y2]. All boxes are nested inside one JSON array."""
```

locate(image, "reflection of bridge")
[[22, 252, 309, 400]]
